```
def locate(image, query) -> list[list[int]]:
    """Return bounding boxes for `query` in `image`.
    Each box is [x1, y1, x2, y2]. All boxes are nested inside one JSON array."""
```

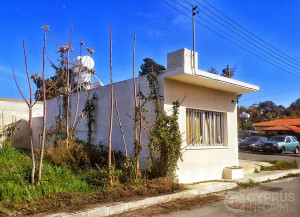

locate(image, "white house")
[[46, 48, 259, 183]]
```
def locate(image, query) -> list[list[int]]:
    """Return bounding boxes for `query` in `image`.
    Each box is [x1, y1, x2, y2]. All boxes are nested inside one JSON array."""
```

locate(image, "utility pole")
[[192, 5, 199, 75]]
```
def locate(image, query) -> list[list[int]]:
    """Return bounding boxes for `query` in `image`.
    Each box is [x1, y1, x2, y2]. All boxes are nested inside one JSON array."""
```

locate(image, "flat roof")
[[164, 69, 259, 94], [0, 97, 43, 104]]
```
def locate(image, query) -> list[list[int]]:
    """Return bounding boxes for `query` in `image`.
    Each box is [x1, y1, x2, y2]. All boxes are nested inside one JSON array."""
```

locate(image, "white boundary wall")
[[0, 97, 43, 148]]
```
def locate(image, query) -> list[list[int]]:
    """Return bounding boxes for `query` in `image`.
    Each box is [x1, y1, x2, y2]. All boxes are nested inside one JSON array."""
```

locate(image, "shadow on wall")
[[2, 117, 43, 149]]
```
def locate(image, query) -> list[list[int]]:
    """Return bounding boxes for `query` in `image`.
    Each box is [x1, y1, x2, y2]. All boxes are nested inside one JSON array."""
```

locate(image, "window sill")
[[185, 146, 229, 150]]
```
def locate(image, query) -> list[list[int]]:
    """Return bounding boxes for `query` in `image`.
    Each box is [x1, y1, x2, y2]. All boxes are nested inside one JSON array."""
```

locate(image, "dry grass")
[[260, 160, 299, 171]]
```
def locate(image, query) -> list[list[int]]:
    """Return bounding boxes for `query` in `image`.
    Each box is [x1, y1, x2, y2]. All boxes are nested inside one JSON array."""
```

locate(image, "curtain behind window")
[[186, 109, 224, 146]]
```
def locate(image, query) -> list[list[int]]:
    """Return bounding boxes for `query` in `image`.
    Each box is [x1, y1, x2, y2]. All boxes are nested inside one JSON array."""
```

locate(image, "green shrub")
[[119, 158, 139, 185]]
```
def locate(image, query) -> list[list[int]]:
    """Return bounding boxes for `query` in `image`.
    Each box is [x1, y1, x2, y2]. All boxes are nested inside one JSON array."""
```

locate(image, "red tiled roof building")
[[254, 119, 300, 138]]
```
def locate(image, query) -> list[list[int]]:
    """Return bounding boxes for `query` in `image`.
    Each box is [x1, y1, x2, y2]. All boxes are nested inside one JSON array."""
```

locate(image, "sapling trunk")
[[71, 42, 83, 131], [114, 88, 128, 158], [66, 50, 70, 148], [108, 23, 113, 186], [137, 95, 142, 177], [37, 33, 46, 186], [28, 107, 35, 184], [133, 34, 137, 148]]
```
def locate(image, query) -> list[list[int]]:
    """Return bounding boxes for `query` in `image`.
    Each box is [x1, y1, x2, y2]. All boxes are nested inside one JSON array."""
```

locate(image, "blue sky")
[[0, 0, 299, 108]]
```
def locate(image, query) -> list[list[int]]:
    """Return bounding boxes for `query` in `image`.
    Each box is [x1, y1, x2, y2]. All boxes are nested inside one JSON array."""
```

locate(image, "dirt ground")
[[111, 194, 224, 217]]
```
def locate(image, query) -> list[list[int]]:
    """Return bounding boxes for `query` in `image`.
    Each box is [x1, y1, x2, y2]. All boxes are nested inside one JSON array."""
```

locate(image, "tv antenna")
[[192, 5, 199, 74]]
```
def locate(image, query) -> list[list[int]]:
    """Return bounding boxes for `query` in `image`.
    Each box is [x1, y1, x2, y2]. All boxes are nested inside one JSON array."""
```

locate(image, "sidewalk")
[[47, 161, 300, 217], [236, 168, 300, 183], [237, 159, 300, 183]]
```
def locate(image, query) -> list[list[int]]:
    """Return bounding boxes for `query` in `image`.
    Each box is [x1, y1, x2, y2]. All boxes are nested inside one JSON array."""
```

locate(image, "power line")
[[187, 0, 300, 72], [240, 88, 300, 102], [164, 0, 300, 78], [161, 0, 300, 107], [181, 0, 193, 6], [172, 0, 300, 76], [192, 0, 300, 69], [201, 0, 300, 65]]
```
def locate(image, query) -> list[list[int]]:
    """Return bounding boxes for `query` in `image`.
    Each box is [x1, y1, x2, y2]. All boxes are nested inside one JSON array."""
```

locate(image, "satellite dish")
[[239, 112, 250, 119]]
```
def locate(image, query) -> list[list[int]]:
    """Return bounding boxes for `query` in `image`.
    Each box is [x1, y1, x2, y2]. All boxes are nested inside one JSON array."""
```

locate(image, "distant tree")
[[251, 101, 284, 121], [238, 106, 247, 113], [289, 98, 300, 110], [249, 107, 263, 123], [207, 67, 218, 74], [239, 98, 300, 125], [257, 101, 280, 116], [32, 57, 67, 100], [284, 108, 299, 118], [221, 65, 236, 78], [278, 105, 286, 111], [139, 58, 165, 76]]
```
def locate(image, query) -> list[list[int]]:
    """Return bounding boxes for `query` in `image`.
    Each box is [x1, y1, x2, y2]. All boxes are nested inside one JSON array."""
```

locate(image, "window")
[[292, 136, 298, 142], [259, 137, 267, 142], [186, 109, 224, 146]]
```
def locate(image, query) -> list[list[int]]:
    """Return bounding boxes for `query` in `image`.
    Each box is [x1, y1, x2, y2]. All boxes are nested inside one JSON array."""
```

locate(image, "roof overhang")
[[164, 70, 259, 94]]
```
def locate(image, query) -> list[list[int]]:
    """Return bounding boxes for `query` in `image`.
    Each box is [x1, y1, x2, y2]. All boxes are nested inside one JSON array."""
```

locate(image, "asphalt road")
[[120, 177, 300, 217], [239, 150, 300, 165]]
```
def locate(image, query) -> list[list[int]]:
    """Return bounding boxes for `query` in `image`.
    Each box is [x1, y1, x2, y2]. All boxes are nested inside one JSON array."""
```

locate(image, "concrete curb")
[[46, 169, 300, 217], [236, 169, 300, 183], [47, 182, 237, 217]]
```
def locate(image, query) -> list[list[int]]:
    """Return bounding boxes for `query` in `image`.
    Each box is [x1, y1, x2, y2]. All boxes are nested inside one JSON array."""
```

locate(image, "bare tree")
[[12, 39, 37, 185]]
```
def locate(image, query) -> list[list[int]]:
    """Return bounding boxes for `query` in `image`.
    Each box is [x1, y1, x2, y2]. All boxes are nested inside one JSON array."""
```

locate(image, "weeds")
[[260, 160, 299, 171], [0, 145, 101, 203], [280, 173, 300, 178], [238, 179, 260, 188]]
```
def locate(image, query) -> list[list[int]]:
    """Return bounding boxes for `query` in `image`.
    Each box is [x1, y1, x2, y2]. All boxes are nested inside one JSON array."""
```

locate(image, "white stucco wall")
[[46, 75, 162, 169], [164, 79, 238, 183], [0, 98, 43, 148]]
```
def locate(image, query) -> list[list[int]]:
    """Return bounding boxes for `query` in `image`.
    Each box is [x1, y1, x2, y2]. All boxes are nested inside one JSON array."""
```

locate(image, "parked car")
[[239, 136, 268, 151], [262, 135, 299, 154]]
